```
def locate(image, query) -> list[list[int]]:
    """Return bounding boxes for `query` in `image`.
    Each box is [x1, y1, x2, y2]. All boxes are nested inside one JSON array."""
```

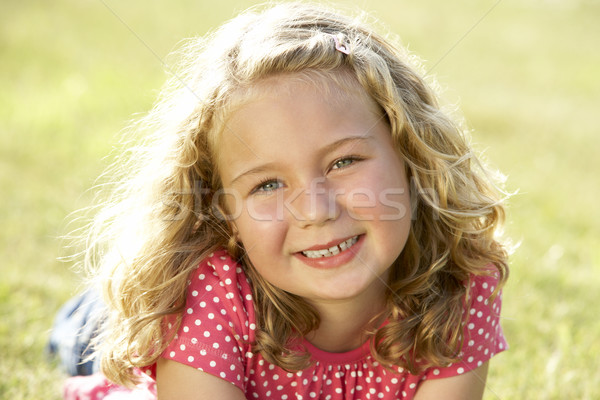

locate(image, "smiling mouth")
[[301, 235, 360, 259]]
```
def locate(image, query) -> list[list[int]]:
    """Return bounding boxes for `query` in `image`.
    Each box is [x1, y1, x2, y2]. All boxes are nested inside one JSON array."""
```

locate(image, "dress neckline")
[[302, 337, 372, 365]]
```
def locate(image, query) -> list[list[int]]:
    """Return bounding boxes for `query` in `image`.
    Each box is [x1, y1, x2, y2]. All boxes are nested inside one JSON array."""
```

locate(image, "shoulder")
[[156, 250, 257, 390], [423, 270, 507, 381], [189, 250, 254, 309], [195, 249, 247, 287], [183, 249, 256, 340], [464, 271, 504, 331]]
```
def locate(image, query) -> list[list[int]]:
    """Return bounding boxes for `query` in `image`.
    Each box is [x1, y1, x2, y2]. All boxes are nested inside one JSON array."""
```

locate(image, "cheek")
[[232, 199, 288, 257], [222, 191, 282, 224], [244, 196, 283, 222], [377, 184, 412, 221], [238, 216, 290, 285], [342, 172, 411, 221]]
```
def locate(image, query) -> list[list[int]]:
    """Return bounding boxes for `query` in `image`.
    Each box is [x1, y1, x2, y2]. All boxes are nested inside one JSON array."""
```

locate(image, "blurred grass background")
[[1, 0, 598, 398]]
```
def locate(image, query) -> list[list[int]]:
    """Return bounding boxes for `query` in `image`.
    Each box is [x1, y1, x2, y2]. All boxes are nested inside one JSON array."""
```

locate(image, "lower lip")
[[294, 234, 365, 269]]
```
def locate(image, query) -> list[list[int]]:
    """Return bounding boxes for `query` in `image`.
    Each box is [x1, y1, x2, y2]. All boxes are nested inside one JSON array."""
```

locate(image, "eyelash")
[[250, 178, 283, 194], [331, 155, 362, 170], [249, 155, 363, 195]]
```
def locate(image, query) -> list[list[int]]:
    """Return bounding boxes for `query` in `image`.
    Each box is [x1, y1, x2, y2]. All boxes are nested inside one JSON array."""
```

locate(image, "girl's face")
[[217, 74, 411, 308]]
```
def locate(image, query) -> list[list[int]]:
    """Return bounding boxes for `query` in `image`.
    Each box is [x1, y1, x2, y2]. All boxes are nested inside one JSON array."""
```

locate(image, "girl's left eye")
[[251, 179, 283, 194], [331, 156, 360, 170]]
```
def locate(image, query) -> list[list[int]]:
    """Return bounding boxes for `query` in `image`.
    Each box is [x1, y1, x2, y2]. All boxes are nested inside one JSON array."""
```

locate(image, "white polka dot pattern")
[[150, 251, 507, 399], [423, 271, 507, 381]]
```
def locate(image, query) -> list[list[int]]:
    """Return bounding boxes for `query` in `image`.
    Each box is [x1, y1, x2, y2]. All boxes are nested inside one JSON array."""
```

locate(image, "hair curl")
[[83, 2, 509, 386]]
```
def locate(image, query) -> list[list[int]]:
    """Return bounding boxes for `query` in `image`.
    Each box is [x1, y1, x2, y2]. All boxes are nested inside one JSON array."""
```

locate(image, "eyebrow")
[[230, 135, 373, 185]]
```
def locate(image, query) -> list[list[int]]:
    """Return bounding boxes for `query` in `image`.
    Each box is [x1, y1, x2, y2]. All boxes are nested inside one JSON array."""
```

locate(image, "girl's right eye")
[[251, 179, 283, 194]]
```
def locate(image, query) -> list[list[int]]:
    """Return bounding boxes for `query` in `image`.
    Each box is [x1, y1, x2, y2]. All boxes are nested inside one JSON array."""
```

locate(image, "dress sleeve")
[[159, 250, 256, 391], [424, 272, 508, 379]]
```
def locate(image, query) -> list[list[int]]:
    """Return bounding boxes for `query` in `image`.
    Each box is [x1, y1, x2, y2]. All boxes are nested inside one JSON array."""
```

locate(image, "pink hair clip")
[[330, 33, 350, 55]]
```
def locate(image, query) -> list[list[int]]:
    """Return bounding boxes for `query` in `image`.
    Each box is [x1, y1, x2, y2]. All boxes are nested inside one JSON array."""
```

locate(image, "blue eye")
[[252, 179, 283, 194]]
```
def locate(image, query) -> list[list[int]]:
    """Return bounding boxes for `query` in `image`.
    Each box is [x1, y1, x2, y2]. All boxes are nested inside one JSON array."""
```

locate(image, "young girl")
[[65, 2, 509, 399]]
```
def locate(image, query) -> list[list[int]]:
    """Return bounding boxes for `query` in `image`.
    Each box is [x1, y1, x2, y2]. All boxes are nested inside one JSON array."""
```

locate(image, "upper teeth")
[[301, 236, 359, 259]]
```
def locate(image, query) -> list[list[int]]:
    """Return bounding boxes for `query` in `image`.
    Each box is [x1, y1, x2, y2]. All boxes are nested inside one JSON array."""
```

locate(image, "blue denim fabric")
[[47, 289, 104, 376]]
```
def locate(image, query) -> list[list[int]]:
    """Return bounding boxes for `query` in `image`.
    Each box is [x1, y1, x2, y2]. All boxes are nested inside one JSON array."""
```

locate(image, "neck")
[[305, 290, 387, 353]]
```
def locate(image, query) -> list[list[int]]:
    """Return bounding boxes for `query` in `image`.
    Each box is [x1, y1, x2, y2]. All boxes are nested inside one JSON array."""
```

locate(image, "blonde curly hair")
[[83, 2, 509, 386]]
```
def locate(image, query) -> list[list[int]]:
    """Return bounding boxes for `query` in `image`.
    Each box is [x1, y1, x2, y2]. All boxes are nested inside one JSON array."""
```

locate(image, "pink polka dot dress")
[[150, 250, 507, 399]]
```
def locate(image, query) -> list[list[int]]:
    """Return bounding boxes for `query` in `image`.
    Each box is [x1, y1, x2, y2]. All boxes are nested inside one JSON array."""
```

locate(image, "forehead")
[[237, 70, 374, 111], [214, 70, 389, 185], [212, 70, 381, 157]]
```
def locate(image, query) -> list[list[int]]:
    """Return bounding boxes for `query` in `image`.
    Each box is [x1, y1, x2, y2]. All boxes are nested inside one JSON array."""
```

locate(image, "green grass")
[[2, 0, 599, 398]]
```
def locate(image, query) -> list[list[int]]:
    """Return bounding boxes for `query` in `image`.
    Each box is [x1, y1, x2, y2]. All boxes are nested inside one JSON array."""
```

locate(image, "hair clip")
[[330, 33, 350, 55]]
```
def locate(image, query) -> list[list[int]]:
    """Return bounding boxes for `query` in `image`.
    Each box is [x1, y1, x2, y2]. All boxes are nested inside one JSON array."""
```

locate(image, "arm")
[[156, 358, 247, 400], [414, 361, 489, 400]]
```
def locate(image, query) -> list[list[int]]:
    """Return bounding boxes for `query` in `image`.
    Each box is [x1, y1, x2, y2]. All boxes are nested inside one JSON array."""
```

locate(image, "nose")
[[288, 178, 340, 228]]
